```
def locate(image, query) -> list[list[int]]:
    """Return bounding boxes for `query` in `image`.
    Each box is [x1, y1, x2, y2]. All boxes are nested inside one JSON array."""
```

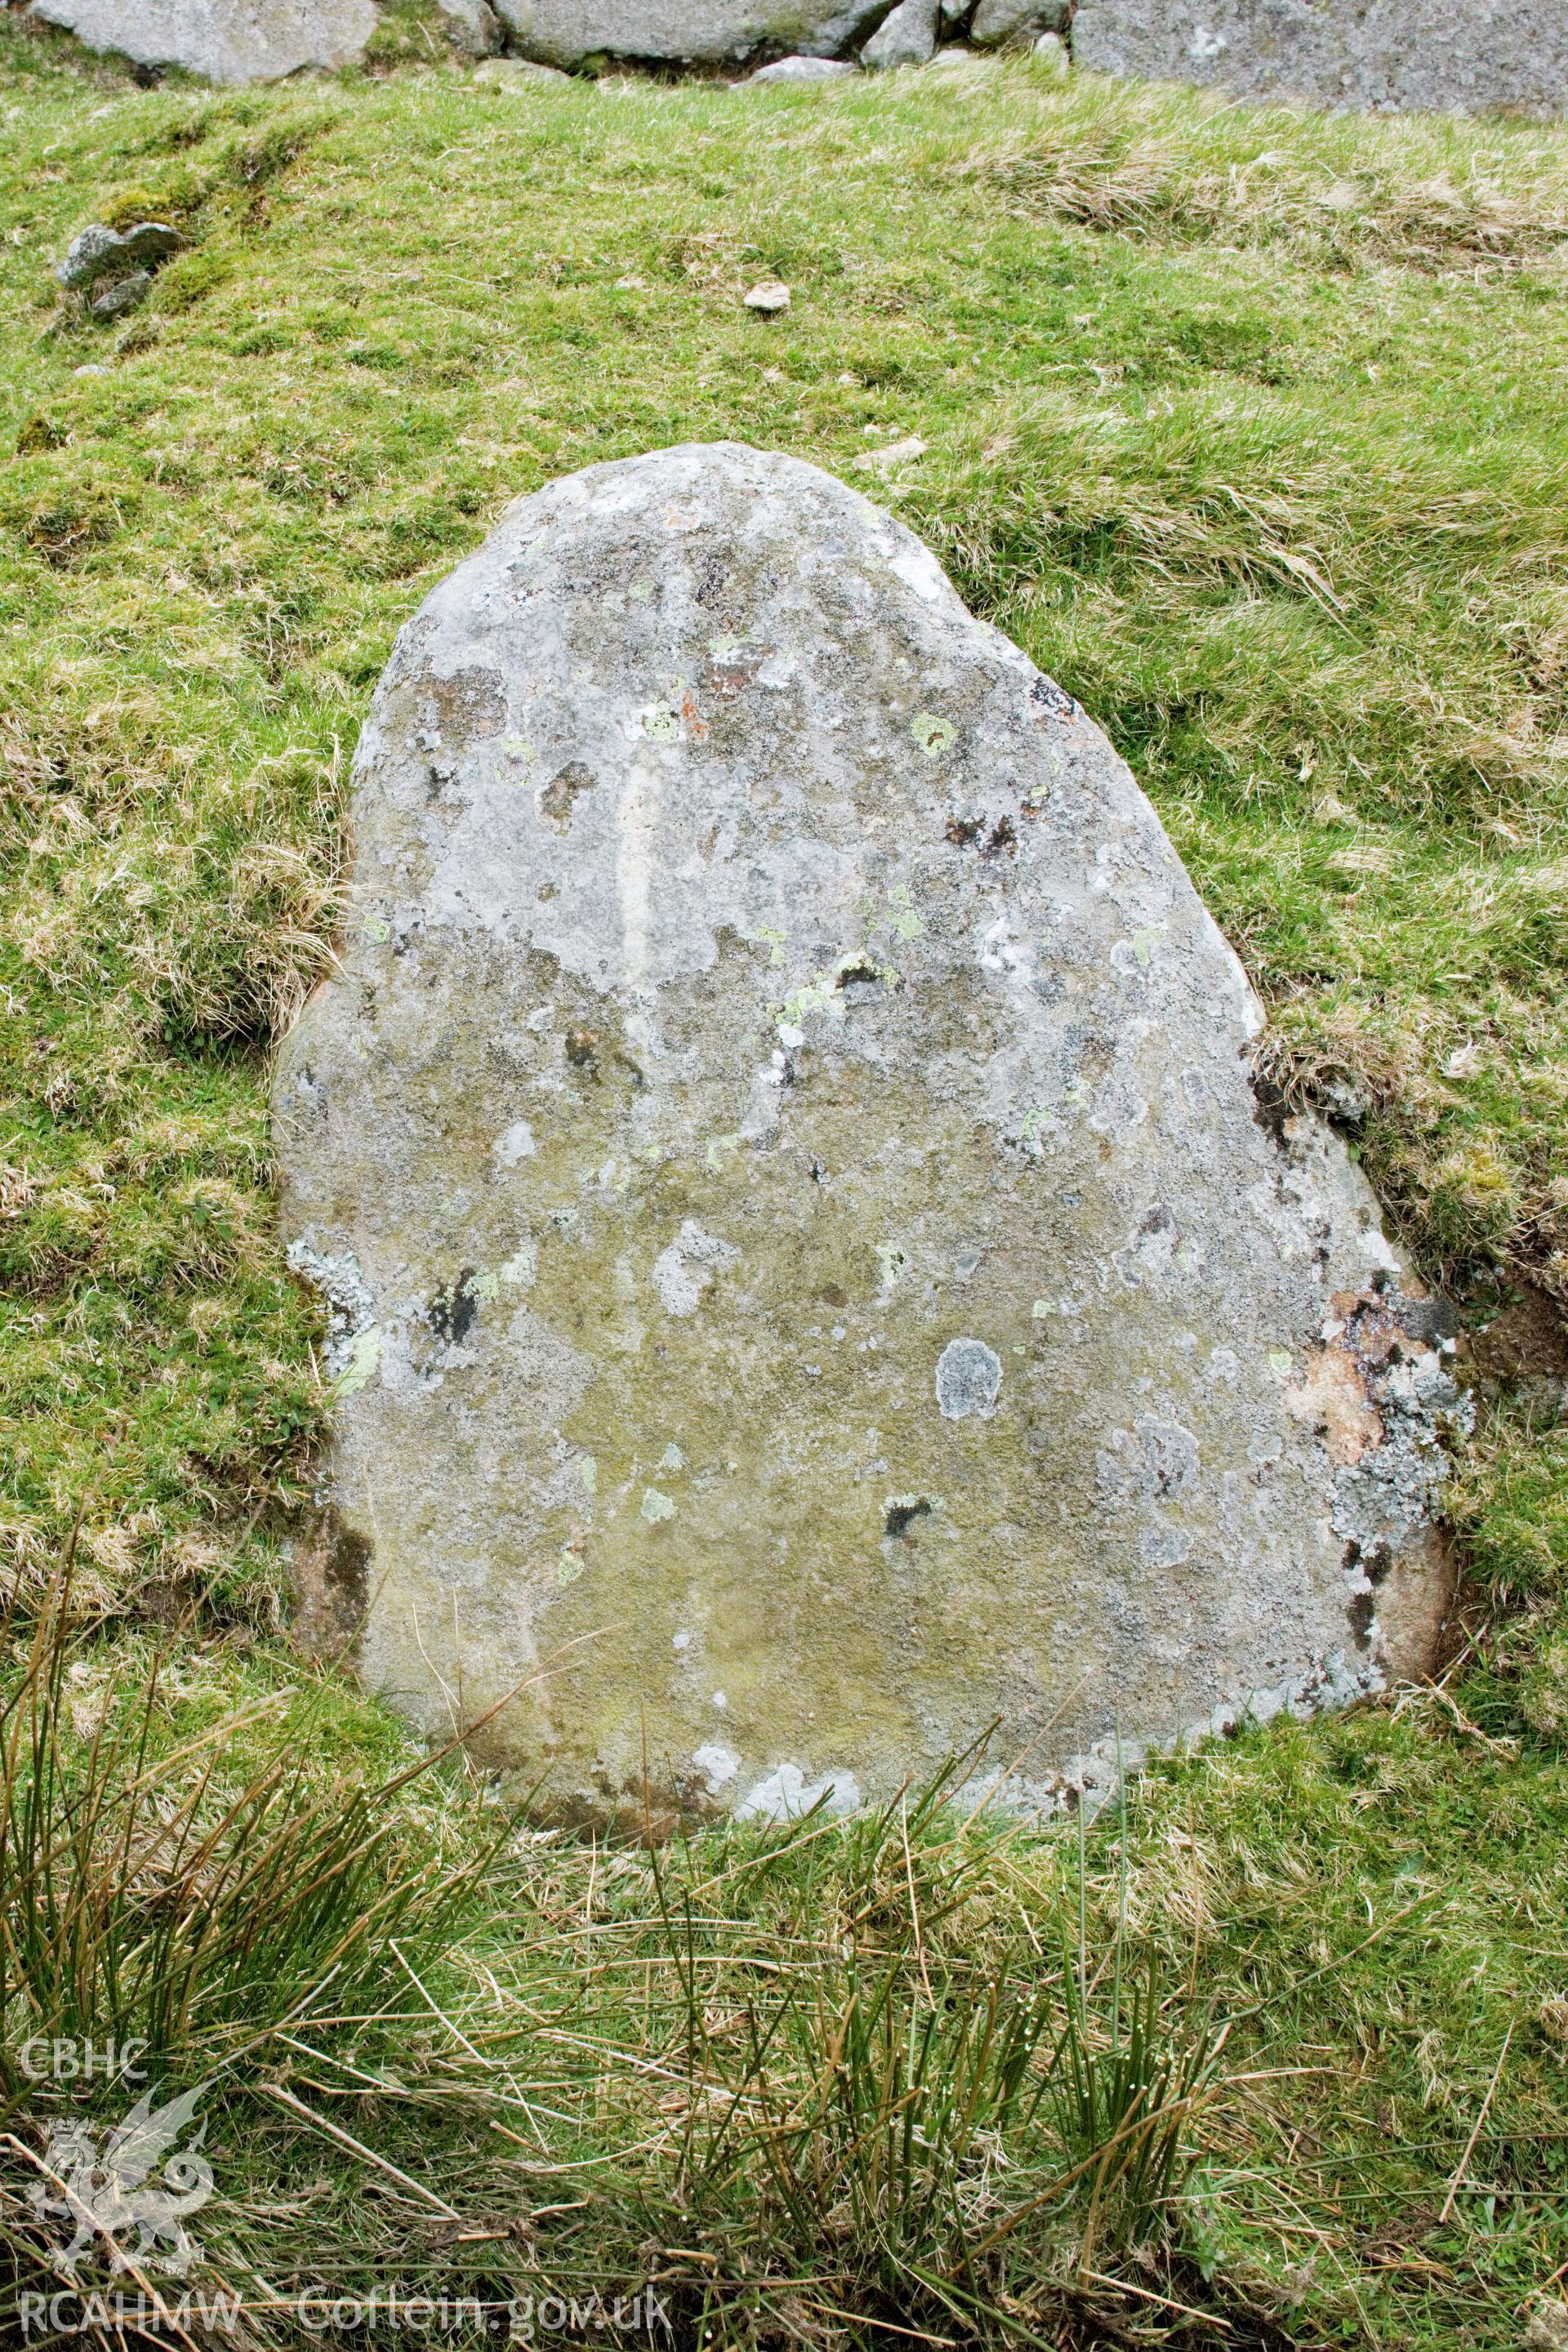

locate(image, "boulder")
[[1070, 0, 1568, 119], [56, 220, 184, 292], [275, 442, 1464, 1828], [861, 0, 938, 68], [491, 0, 891, 69], [438, 0, 506, 53], [28, 0, 376, 83], [747, 51, 857, 78], [969, 0, 1066, 42], [474, 52, 570, 80], [89, 272, 154, 318]]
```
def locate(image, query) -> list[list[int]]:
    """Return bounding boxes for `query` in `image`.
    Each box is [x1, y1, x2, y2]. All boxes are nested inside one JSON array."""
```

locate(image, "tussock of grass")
[[0, 1568, 477, 2088], [0, 19, 1566, 2346], [956, 77, 1568, 271]]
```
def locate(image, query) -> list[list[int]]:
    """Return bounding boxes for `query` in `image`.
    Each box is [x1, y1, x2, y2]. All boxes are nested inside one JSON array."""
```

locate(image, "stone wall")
[[29, 0, 1567, 109], [1071, 0, 1568, 120]]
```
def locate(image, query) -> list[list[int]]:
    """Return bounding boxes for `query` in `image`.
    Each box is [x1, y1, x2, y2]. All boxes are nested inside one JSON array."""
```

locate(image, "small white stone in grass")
[[614, 274, 647, 290], [474, 55, 568, 85], [1032, 30, 1070, 71], [743, 279, 791, 314], [747, 53, 855, 82], [852, 434, 927, 472]]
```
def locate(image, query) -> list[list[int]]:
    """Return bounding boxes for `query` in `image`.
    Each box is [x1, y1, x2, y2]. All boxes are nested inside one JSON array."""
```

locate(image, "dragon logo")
[[27, 2081, 215, 2276]]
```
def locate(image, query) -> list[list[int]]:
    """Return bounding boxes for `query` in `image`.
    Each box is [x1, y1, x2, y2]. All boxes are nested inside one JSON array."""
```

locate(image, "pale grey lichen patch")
[[286, 1241, 377, 1382], [735, 1765, 862, 1823], [693, 1743, 740, 1794], [935, 1338, 1003, 1422], [492, 1120, 536, 1169], [652, 1222, 738, 1316], [1332, 1349, 1472, 1561]]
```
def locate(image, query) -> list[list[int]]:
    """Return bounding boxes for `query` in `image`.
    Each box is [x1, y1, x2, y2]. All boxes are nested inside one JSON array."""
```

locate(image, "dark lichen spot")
[[1029, 675, 1076, 721], [429, 1268, 480, 1344], [884, 1498, 932, 1540], [541, 760, 598, 832], [1249, 1070, 1294, 1150], [1348, 1590, 1376, 1647], [1343, 1538, 1393, 1587], [327, 1523, 372, 1621], [945, 813, 1016, 856], [566, 1029, 599, 1072], [820, 1283, 849, 1308], [293, 1510, 372, 1655]]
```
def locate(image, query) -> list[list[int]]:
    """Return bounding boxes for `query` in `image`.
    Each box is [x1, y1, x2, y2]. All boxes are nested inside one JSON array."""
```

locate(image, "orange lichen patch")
[[1286, 1344, 1384, 1466], [1374, 1524, 1459, 1684]]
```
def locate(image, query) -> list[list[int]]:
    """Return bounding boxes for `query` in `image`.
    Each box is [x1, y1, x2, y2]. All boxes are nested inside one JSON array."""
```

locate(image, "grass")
[[0, 10, 1566, 2345]]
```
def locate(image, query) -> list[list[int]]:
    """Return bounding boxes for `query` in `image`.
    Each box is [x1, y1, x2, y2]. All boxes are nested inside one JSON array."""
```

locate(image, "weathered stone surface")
[[89, 271, 154, 318], [29, 0, 375, 82], [474, 51, 569, 81], [862, 0, 937, 68], [57, 221, 184, 292], [1071, 0, 1568, 120], [275, 442, 1465, 1828], [970, 0, 1065, 44], [747, 51, 857, 78], [491, 0, 890, 67], [439, 0, 506, 54]]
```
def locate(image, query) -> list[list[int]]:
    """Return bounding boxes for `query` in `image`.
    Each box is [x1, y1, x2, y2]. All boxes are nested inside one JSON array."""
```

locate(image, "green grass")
[[2, 12, 1567, 2345]]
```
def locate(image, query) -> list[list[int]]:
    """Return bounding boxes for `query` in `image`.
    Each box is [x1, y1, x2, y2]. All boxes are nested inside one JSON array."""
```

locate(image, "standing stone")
[[28, 0, 376, 83], [490, 0, 890, 68], [275, 443, 1464, 1828], [861, 0, 938, 69], [1070, 0, 1568, 120]]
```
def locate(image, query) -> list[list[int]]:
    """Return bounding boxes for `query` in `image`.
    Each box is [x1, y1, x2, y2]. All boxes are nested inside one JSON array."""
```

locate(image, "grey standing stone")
[[274, 442, 1465, 1829], [861, 0, 938, 67], [491, 0, 891, 67], [970, 0, 1066, 43], [28, 0, 376, 83], [1071, 0, 1568, 119]]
